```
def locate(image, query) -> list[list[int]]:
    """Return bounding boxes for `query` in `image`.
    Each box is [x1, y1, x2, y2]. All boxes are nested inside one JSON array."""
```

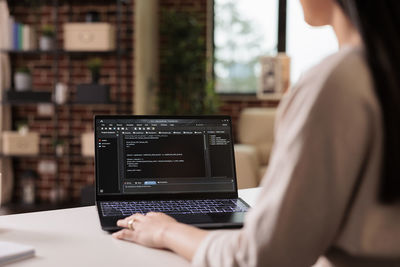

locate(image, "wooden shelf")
[[1, 100, 53, 105], [3, 90, 53, 104], [0, 153, 94, 159], [1, 100, 120, 106], [0, 49, 128, 56], [5, 0, 130, 7], [66, 101, 118, 106]]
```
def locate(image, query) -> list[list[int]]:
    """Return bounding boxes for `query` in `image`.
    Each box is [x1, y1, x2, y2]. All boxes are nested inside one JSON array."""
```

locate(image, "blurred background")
[[0, 0, 337, 214]]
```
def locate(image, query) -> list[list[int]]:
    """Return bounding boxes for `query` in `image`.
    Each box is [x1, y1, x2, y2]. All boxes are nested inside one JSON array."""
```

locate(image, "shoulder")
[[297, 46, 375, 108], [276, 47, 380, 141]]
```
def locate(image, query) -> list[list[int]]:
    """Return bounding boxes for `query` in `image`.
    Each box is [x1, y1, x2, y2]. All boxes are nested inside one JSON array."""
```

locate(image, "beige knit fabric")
[[192, 46, 400, 267]]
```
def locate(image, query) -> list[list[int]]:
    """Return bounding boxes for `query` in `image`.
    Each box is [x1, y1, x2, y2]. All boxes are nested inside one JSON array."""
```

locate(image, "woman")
[[113, 0, 400, 266]]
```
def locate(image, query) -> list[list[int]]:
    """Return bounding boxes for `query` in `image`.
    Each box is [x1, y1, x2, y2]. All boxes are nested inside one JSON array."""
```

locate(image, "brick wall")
[[6, 0, 277, 204], [8, 0, 133, 203]]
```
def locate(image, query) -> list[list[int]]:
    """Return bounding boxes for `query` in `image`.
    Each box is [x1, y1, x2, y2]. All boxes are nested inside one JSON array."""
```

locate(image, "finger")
[[124, 213, 146, 221], [146, 211, 161, 217], [146, 212, 176, 222], [112, 229, 135, 241], [122, 214, 136, 221], [112, 229, 124, 239], [117, 216, 133, 227], [116, 215, 133, 227], [117, 219, 128, 228], [131, 213, 147, 222], [117, 213, 146, 227]]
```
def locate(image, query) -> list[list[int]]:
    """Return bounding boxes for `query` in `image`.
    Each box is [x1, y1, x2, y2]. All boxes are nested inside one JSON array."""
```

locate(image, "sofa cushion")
[[238, 108, 275, 165], [234, 144, 260, 189]]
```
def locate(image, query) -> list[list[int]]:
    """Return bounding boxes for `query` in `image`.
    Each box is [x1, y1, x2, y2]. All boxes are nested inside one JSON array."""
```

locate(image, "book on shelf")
[[3, 17, 37, 51], [0, 0, 10, 49], [0, 1, 37, 51]]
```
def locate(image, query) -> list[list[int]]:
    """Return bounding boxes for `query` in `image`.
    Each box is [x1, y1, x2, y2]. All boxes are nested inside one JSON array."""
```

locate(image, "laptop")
[[94, 115, 250, 232]]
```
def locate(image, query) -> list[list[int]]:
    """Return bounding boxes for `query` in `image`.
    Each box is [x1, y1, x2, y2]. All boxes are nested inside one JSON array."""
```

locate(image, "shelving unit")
[[1, 0, 132, 208], [0, 153, 94, 159], [1, 49, 128, 54], [1, 100, 119, 106]]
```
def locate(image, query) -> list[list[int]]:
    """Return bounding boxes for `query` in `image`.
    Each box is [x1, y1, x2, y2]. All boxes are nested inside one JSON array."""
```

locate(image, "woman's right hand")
[[113, 212, 178, 249]]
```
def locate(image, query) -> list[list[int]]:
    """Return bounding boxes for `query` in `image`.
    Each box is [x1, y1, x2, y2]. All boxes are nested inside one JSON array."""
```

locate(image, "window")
[[213, 0, 339, 93], [214, 0, 278, 94], [286, 0, 338, 83]]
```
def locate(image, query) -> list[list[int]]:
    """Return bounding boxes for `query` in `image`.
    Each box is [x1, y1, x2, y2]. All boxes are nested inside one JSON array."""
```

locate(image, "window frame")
[[211, 0, 287, 96]]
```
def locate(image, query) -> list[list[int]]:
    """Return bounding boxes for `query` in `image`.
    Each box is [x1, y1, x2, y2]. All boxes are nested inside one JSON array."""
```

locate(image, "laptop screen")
[[95, 116, 237, 196]]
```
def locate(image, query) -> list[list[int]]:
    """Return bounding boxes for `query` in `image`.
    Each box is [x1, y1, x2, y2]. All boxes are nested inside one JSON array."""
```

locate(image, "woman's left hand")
[[112, 212, 178, 249]]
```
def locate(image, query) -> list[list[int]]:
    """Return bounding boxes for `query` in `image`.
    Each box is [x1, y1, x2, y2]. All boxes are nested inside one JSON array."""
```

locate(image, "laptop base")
[[97, 198, 248, 232]]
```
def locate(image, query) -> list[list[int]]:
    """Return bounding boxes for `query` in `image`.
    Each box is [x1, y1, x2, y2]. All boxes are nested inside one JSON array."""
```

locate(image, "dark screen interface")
[[96, 118, 236, 195]]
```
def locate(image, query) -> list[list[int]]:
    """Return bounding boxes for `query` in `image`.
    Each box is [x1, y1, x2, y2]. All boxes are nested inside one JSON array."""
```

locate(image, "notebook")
[[0, 241, 35, 265]]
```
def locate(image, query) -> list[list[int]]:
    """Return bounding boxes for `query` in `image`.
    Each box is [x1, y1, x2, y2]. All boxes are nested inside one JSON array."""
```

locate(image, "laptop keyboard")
[[100, 199, 249, 217]]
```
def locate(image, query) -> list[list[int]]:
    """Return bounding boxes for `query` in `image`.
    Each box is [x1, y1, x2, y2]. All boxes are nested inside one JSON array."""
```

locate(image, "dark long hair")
[[335, 0, 400, 203]]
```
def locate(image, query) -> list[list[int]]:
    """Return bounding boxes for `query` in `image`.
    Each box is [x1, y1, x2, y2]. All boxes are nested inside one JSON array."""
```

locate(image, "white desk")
[[0, 188, 260, 267]]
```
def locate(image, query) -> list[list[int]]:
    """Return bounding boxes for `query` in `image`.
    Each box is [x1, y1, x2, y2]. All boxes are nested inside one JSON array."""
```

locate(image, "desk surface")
[[0, 188, 260, 267]]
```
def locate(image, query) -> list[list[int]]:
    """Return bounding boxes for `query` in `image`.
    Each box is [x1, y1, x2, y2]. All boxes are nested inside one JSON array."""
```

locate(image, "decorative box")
[[63, 23, 116, 51], [81, 132, 94, 157], [75, 84, 110, 104], [2, 131, 39, 155]]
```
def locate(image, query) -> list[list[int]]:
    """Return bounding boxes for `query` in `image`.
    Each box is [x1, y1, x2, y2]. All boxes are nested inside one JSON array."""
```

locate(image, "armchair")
[[234, 107, 276, 189]]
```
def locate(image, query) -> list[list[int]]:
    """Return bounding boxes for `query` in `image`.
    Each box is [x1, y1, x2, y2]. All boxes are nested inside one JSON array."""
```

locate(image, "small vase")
[[22, 179, 36, 205], [14, 72, 32, 91], [49, 185, 65, 203], [56, 145, 64, 156], [39, 36, 54, 51], [54, 82, 68, 104]]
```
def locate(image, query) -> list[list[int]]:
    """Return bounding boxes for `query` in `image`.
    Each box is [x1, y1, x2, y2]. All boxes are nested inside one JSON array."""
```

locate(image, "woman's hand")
[[112, 212, 178, 249], [113, 212, 209, 261]]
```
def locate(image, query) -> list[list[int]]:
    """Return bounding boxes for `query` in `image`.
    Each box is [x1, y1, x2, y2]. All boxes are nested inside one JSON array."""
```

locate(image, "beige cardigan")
[[192, 46, 400, 267]]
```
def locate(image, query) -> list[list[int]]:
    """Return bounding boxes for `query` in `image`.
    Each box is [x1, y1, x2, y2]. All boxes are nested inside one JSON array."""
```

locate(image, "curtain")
[[0, 0, 14, 205]]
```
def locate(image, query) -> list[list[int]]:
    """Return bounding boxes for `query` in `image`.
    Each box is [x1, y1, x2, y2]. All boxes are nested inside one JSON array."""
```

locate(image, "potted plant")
[[14, 67, 32, 91], [75, 57, 109, 103], [87, 57, 102, 84], [39, 24, 55, 51], [16, 120, 29, 134], [158, 9, 219, 115], [53, 139, 65, 156]]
